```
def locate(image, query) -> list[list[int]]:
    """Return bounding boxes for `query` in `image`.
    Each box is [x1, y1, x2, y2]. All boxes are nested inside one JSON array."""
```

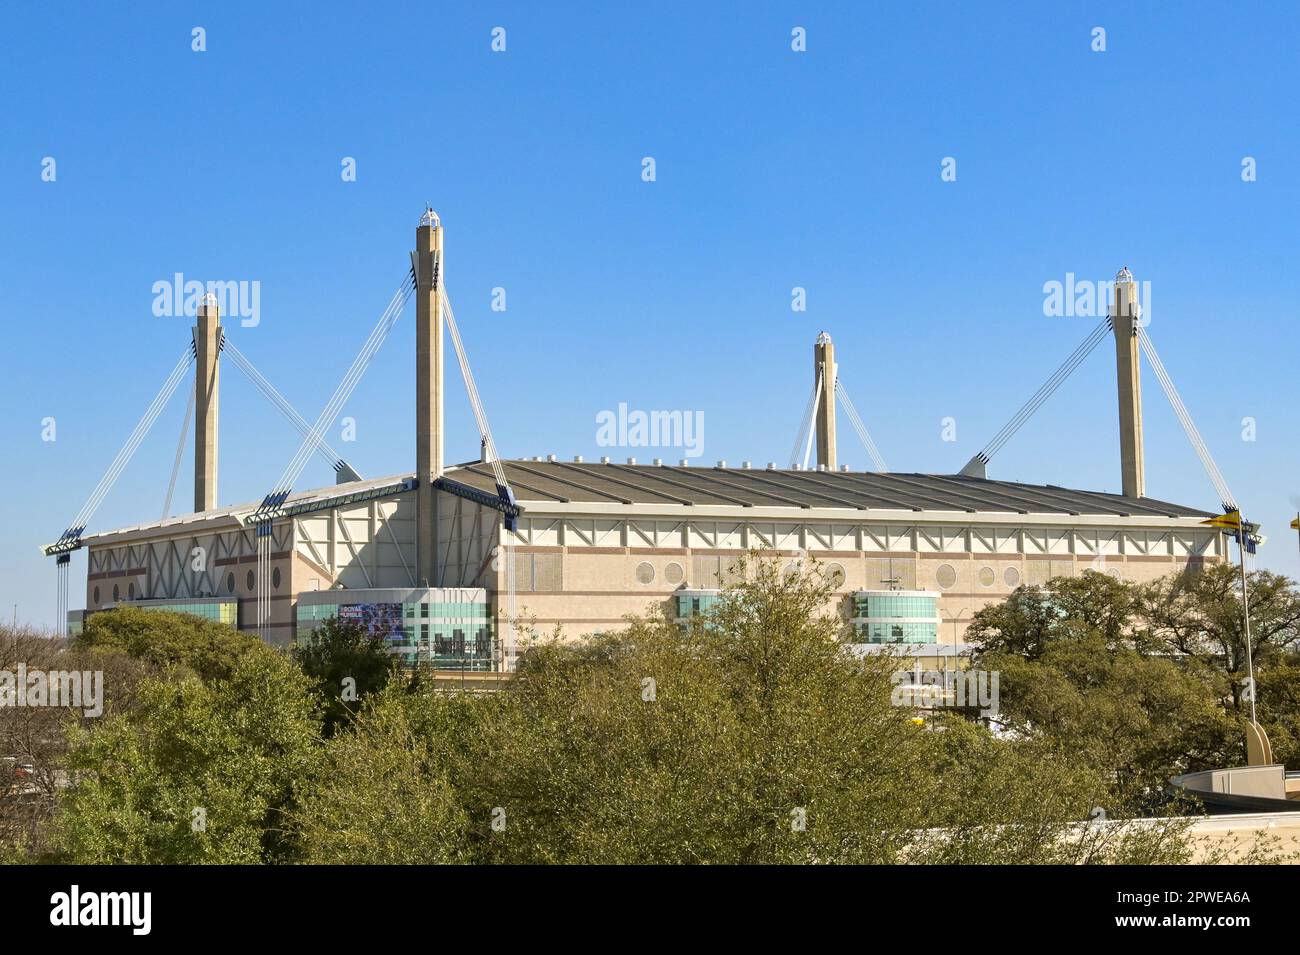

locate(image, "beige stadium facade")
[[77, 457, 1226, 669]]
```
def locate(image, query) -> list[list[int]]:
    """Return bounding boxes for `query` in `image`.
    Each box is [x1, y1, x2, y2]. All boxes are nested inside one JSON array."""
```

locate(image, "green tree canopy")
[[52, 650, 321, 864], [291, 616, 395, 736], [74, 606, 269, 683]]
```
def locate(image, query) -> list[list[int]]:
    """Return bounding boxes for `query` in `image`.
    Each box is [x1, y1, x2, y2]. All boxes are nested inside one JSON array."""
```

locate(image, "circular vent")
[[978, 566, 996, 587], [824, 562, 846, 588], [664, 562, 684, 585], [635, 561, 655, 584], [1004, 566, 1021, 588], [936, 564, 957, 590], [272, 567, 282, 590]]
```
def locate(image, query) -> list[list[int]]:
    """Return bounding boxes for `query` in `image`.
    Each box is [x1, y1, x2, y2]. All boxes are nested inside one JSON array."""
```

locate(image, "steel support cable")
[[272, 278, 408, 493], [982, 317, 1112, 458], [801, 374, 823, 470], [72, 346, 194, 530], [223, 340, 349, 471], [1138, 326, 1237, 510], [835, 380, 889, 472], [162, 380, 196, 519], [789, 374, 821, 468], [273, 275, 411, 493], [980, 317, 1112, 460], [63, 345, 196, 538], [1140, 328, 1233, 506], [270, 272, 414, 498], [982, 318, 1111, 459], [441, 288, 509, 491]]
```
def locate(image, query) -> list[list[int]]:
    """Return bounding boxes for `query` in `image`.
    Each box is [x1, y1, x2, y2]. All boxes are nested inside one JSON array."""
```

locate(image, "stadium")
[[52, 214, 1230, 672]]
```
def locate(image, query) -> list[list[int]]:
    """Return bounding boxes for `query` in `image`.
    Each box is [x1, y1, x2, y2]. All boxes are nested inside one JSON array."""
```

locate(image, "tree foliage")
[[290, 616, 394, 737], [52, 651, 321, 864]]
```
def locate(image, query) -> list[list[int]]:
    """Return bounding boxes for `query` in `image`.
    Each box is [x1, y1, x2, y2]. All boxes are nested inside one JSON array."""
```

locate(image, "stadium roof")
[[451, 460, 1215, 519], [78, 459, 1216, 547]]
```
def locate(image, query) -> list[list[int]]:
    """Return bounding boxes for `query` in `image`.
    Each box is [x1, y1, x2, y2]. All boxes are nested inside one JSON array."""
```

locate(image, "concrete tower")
[[1111, 267, 1145, 498], [814, 331, 837, 470], [193, 294, 221, 512], [415, 209, 445, 586]]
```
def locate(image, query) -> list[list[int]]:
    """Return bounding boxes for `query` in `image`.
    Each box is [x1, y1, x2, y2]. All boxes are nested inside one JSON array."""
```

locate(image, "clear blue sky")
[[3, 1, 1298, 629]]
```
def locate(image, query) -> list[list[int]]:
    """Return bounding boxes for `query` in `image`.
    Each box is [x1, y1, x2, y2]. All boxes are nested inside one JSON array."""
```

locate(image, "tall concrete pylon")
[[814, 331, 837, 470], [194, 294, 220, 512], [415, 209, 445, 586], [1112, 267, 1145, 498]]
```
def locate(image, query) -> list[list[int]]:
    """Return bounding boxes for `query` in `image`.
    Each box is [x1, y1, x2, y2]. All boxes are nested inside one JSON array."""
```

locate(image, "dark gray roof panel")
[[450, 461, 1215, 519]]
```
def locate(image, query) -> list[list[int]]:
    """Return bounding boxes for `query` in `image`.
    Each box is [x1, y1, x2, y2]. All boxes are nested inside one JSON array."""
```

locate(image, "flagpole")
[[1239, 525, 1256, 725]]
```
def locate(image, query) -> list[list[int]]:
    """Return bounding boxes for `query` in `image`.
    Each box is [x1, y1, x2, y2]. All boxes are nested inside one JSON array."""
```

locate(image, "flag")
[[1201, 510, 1242, 531]]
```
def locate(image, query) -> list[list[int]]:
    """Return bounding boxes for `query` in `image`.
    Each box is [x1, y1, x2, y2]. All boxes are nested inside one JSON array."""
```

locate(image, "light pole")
[[945, 607, 968, 703]]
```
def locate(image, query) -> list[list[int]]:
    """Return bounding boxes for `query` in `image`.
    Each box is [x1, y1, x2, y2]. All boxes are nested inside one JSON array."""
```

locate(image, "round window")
[[1004, 566, 1021, 588], [272, 567, 282, 590], [246, 569, 256, 592], [227, 572, 236, 594], [664, 562, 684, 585], [824, 562, 846, 588], [935, 564, 957, 590], [978, 566, 996, 587], [635, 561, 655, 585]]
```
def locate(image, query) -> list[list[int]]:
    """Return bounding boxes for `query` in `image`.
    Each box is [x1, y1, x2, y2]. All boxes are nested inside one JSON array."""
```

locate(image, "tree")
[[52, 651, 322, 864], [972, 622, 1240, 806], [74, 606, 269, 683], [290, 617, 394, 736], [293, 683, 485, 864], [297, 556, 1194, 864], [1138, 563, 1300, 710]]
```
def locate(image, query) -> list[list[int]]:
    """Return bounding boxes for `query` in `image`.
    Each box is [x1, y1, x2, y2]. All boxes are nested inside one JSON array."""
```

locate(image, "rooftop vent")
[[600, 456, 610, 464], [742, 461, 752, 469], [652, 457, 663, 466], [840, 464, 849, 472], [627, 457, 637, 465], [716, 460, 726, 468], [679, 459, 689, 466], [767, 462, 776, 470], [546, 453, 557, 462], [573, 455, 583, 463]]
